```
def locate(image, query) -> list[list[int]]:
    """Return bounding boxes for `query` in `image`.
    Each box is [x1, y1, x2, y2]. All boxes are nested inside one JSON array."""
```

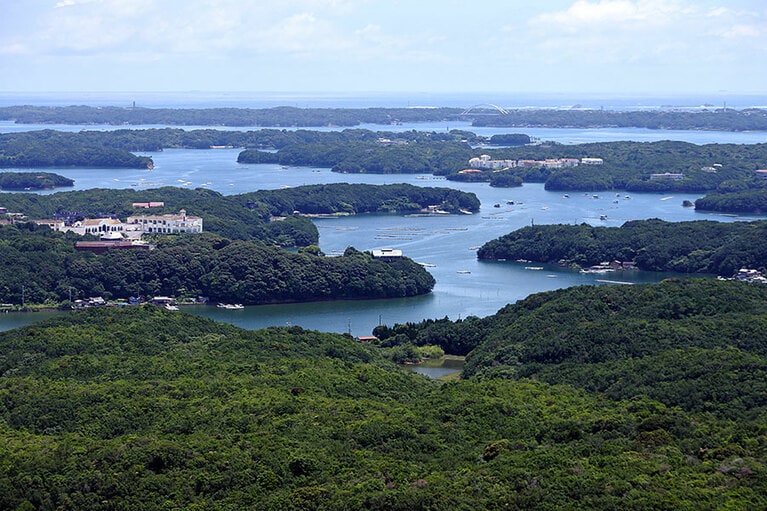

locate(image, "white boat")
[[165, 304, 179, 311], [524, 266, 544, 270], [217, 303, 244, 310]]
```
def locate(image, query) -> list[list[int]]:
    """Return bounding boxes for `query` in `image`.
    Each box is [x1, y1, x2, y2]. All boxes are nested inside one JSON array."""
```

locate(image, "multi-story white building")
[[470, 155, 586, 169], [126, 209, 203, 234], [66, 218, 126, 236], [468, 155, 517, 170]]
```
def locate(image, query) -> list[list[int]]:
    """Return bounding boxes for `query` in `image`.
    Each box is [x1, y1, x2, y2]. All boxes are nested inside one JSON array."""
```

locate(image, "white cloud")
[[54, 0, 99, 8], [13, 0, 381, 59], [2, 0, 765, 93], [719, 24, 762, 39], [522, 0, 766, 65]]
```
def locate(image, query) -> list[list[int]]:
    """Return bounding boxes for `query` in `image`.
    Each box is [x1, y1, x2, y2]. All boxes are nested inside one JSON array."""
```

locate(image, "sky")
[[0, 0, 765, 95]]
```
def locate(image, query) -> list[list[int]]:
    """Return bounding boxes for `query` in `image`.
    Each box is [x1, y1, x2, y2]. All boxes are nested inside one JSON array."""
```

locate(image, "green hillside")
[[1, 301, 766, 509]]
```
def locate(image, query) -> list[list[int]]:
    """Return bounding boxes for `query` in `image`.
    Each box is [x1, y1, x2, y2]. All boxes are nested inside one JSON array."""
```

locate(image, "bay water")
[[0, 116, 764, 335]]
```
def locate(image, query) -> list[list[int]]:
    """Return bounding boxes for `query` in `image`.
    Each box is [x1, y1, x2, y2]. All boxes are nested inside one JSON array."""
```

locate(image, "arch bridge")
[[459, 103, 510, 116]]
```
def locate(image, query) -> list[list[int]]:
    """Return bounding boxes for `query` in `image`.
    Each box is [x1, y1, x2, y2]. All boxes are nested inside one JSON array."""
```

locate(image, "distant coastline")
[[1, 90, 766, 111]]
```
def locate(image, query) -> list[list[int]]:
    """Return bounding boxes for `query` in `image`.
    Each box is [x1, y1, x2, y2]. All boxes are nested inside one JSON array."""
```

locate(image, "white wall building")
[[126, 209, 203, 234], [67, 218, 125, 236]]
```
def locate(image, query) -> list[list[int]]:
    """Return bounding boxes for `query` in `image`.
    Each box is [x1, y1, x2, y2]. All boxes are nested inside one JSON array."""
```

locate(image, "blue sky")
[[1, 0, 765, 94]]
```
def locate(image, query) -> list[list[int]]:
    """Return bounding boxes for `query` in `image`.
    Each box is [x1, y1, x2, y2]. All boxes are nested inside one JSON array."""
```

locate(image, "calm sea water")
[[2, 119, 765, 145], [0, 92, 764, 335]]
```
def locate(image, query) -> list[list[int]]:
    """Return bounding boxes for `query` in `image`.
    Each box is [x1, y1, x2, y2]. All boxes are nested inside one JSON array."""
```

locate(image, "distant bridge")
[[459, 103, 510, 116]]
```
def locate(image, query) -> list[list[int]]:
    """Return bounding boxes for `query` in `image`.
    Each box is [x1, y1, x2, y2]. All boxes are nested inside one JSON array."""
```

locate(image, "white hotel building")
[[126, 209, 203, 234]]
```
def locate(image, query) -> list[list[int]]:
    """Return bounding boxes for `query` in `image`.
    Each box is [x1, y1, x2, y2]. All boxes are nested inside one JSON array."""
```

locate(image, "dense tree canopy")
[[0, 303, 765, 509], [0, 130, 153, 168], [462, 279, 767, 419], [0, 226, 435, 305], [0, 186, 316, 245], [476, 219, 767, 275], [238, 138, 475, 176], [0, 172, 73, 190], [471, 107, 767, 131], [4, 128, 766, 193], [378, 278, 767, 423], [238, 183, 480, 215], [478, 140, 767, 192], [0, 183, 478, 244], [695, 188, 767, 214], [0, 105, 463, 127], [2, 104, 765, 131]]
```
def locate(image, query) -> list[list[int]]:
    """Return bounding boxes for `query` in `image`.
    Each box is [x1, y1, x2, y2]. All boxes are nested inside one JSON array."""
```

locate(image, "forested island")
[[0, 130, 153, 169], [465, 140, 767, 192], [237, 183, 479, 216], [0, 183, 479, 245], [1, 281, 766, 509], [475, 219, 767, 275], [1, 186, 318, 246], [0, 172, 73, 190], [2, 126, 485, 153], [241, 137, 767, 192], [695, 189, 767, 214], [2, 104, 766, 131], [5, 129, 766, 194], [0, 226, 434, 306], [0, 182, 481, 305], [470, 106, 767, 131], [0, 105, 462, 127]]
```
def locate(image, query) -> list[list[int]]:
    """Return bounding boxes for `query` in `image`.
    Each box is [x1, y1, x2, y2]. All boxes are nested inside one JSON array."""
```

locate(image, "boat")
[[596, 279, 634, 285], [165, 304, 179, 311], [524, 266, 544, 271], [580, 268, 612, 274], [456, 270, 471, 274], [217, 303, 244, 310], [580, 262, 614, 274]]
